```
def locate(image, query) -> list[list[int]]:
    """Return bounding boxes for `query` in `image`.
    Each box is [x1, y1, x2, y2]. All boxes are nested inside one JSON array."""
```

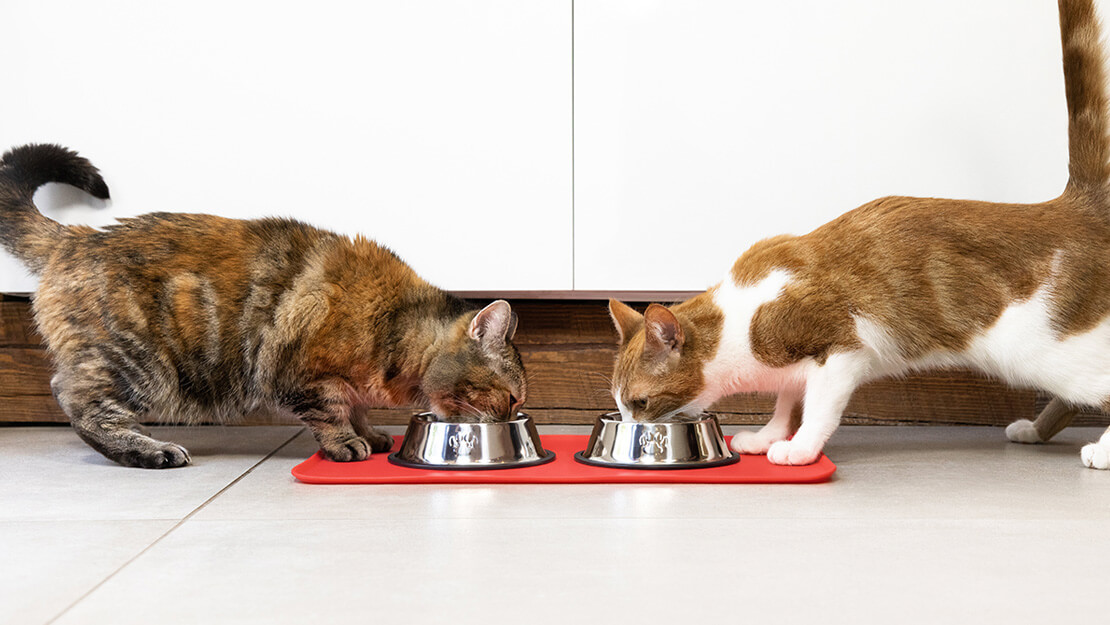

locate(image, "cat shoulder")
[[731, 234, 801, 287]]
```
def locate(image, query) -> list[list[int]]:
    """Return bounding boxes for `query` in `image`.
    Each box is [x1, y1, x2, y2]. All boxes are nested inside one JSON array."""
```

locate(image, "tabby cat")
[[608, 0, 1110, 470], [0, 145, 525, 468]]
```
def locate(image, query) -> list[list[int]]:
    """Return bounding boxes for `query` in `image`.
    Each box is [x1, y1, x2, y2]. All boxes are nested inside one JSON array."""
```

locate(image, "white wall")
[[0, 0, 572, 293], [574, 0, 1070, 291], [1, 0, 1086, 295]]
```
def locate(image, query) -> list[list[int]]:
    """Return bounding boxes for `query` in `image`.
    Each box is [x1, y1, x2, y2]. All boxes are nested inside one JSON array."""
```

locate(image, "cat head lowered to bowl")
[[421, 300, 526, 422]]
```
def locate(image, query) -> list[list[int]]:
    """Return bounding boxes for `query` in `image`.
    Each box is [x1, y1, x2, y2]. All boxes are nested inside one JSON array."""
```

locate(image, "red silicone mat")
[[291, 435, 836, 484]]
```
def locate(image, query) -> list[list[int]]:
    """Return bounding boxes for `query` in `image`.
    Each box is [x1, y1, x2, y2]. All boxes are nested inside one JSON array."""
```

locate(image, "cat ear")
[[608, 299, 643, 344], [505, 309, 519, 341], [643, 303, 684, 358], [469, 300, 516, 347]]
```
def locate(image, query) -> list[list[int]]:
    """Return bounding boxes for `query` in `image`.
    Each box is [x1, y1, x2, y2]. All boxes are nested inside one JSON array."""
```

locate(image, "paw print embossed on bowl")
[[388, 413, 555, 470], [574, 413, 739, 470]]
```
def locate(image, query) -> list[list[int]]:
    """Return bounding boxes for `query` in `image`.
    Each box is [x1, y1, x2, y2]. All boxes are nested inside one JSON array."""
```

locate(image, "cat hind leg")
[[1006, 397, 1077, 444]]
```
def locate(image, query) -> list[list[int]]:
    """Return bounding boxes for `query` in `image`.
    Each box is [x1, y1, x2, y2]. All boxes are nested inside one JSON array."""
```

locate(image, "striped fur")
[[0, 145, 525, 468]]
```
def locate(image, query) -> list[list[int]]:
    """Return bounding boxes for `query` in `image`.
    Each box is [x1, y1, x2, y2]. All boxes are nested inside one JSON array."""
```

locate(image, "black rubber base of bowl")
[[573, 451, 741, 471], [386, 451, 557, 471]]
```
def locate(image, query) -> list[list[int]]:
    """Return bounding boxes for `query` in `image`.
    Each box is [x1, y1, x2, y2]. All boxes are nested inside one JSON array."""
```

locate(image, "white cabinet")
[[574, 0, 1069, 291], [0, 0, 572, 293], [1, 1, 1085, 296]]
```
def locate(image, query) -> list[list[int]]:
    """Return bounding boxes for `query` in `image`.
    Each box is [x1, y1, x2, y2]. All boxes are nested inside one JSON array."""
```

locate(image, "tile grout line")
[[45, 429, 306, 624]]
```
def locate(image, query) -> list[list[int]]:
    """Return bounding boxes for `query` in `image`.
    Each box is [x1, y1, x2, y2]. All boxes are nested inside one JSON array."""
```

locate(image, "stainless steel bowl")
[[388, 413, 555, 470], [574, 413, 739, 470]]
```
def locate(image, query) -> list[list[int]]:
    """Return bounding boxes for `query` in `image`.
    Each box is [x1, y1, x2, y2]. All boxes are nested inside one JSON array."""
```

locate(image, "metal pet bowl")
[[388, 413, 555, 470], [574, 413, 740, 470]]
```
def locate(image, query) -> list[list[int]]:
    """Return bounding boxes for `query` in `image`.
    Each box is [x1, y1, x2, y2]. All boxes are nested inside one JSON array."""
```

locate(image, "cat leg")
[[349, 406, 396, 453], [1005, 397, 1077, 444], [731, 389, 802, 455], [53, 370, 191, 469], [767, 352, 868, 466], [1080, 427, 1110, 470], [285, 381, 373, 462]]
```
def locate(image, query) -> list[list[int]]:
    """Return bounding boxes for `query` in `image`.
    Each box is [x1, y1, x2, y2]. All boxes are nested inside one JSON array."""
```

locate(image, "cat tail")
[[1060, 0, 1110, 191], [0, 144, 109, 274]]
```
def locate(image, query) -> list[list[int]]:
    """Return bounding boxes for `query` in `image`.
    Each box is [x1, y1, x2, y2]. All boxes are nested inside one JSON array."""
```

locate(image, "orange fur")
[[609, 1, 1110, 470]]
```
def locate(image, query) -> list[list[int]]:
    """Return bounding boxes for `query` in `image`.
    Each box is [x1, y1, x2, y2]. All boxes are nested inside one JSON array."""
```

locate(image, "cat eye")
[[509, 393, 519, 407], [629, 399, 648, 412]]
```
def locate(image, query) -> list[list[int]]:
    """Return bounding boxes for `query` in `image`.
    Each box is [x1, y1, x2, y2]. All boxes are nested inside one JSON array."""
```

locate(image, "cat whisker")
[[587, 371, 614, 392], [453, 397, 492, 420], [588, 370, 612, 383]]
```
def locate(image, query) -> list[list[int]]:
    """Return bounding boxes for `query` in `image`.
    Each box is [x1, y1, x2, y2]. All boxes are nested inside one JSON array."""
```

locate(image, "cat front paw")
[[1080, 442, 1109, 470], [362, 427, 395, 453], [766, 440, 821, 466], [730, 430, 778, 455], [321, 436, 372, 462], [1005, 419, 1043, 444], [127, 441, 191, 469]]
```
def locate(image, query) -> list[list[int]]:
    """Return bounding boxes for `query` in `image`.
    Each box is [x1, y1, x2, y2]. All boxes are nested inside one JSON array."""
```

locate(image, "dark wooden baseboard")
[[3, 295, 1108, 427]]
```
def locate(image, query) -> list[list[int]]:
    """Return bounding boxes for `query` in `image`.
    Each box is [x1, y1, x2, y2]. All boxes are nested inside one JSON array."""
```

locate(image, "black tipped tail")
[[0, 143, 110, 199], [0, 144, 107, 275]]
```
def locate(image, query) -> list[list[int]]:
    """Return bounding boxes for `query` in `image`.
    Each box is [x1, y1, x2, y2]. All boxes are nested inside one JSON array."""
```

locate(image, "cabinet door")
[[0, 0, 571, 293], [574, 0, 1068, 292]]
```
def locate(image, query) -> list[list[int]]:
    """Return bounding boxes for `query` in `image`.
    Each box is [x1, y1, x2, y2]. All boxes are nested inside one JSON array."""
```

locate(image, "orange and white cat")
[[608, 0, 1110, 469]]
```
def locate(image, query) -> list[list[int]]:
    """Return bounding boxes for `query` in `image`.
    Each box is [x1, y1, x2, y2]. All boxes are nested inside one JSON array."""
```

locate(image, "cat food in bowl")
[[574, 413, 739, 470], [388, 413, 555, 470]]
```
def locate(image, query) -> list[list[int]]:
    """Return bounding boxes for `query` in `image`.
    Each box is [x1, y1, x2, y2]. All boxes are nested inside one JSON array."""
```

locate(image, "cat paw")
[[1005, 419, 1043, 444], [1080, 442, 1109, 470], [730, 430, 776, 455], [766, 440, 820, 466], [322, 436, 372, 462], [363, 427, 395, 453], [127, 442, 191, 469]]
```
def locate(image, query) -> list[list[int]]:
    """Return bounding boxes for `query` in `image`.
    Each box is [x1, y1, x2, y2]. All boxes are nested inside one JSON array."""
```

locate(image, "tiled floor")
[[2, 424, 1108, 625]]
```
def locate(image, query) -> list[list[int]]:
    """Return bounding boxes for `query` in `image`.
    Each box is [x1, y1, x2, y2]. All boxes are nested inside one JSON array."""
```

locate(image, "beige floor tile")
[[53, 517, 1110, 624], [0, 426, 301, 521], [0, 520, 175, 625], [5, 424, 1108, 624]]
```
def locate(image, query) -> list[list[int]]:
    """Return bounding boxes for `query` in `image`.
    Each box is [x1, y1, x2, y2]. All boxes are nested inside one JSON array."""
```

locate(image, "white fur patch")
[[765, 350, 872, 466], [1081, 429, 1110, 470], [730, 430, 770, 454], [1005, 419, 1043, 444], [855, 285, 1110, 407], [767, 439, 821, 465], [963, 289, 1110, 405], [853, 315, 921, 377], [698, 261, 1110, 468], [614, 387, 634, 422], [1081, 442, 1110, 469], [955, 255, 1110, 454], [694, 270, 806, 410]]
